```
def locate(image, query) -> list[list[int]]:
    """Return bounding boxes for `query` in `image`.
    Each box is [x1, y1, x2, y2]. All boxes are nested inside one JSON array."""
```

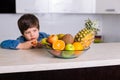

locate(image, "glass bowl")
[[46, 47, 90, 59]]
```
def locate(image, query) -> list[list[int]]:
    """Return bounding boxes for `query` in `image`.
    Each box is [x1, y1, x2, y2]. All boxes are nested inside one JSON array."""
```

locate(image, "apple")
[[63, 44, 75, 58], [62, 51, 74, 58], [65, 44, 75, 50], [50, 50, 61, 56], [47, 34, 58, 44]]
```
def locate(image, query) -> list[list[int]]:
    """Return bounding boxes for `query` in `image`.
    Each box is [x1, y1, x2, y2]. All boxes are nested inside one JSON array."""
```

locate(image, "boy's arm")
[[0, 39, 37, 50], [0, 40, 20, 49], [16, 39, 37, 49]]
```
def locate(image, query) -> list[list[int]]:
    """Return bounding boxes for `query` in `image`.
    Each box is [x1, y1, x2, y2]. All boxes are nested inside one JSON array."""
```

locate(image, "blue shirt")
[[0, 32, 49, 50]]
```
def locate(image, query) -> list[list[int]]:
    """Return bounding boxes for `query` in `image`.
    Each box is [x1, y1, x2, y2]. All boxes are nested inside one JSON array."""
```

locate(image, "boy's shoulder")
[[38, 32, 49, 41], [39, 32, 50, 37], [39, 32, 47, 34], [17, 36, 26, 42]]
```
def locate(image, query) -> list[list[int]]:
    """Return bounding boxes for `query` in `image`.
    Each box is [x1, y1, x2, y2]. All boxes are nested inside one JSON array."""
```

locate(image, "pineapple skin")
[[74, 28, 95, 48], [74, 19, 98, 48]]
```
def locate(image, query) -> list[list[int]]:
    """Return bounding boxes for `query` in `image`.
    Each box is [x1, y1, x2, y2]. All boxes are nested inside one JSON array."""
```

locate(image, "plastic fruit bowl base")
[[46, 47, 90, 59]]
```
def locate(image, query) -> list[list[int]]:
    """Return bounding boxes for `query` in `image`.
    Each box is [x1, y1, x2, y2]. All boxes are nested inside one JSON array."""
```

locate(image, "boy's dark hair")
[[18, 14, 40, 35]]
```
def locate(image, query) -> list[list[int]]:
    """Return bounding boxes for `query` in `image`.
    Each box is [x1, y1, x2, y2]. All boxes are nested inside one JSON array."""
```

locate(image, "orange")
[[47, 34, 58, 44], [73, 42, 84, 50], [52, 40, 65, 50]]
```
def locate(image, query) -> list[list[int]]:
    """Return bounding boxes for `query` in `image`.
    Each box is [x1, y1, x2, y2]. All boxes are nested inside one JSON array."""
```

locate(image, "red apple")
[[47, 34, 58, 44]]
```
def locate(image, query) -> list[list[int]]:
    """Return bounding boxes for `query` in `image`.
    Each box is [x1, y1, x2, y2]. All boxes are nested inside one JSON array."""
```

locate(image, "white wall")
[[0, 13, 120, 43], [101, 14, 120, 42], [0, 14, 20, 42]]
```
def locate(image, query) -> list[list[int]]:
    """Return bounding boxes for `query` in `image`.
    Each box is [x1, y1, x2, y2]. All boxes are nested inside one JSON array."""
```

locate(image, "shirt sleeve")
[[0, 40, 20, 50]]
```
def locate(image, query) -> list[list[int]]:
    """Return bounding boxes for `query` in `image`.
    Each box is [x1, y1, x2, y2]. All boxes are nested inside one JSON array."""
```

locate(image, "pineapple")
[[74, 19, 99, 48]]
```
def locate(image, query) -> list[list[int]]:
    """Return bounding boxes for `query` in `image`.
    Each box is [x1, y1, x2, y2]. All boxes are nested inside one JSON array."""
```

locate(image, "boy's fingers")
[[31, 40, 38, 46]]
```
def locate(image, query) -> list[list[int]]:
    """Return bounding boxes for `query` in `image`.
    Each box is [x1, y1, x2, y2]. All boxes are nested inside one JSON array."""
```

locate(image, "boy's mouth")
[[31, 38, 36, 40]]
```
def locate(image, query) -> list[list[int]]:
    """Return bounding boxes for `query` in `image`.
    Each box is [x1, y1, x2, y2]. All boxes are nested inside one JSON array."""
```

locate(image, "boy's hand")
[[17, 39, 37, 49], [36, 42, 43, 48], [31, 41, 43, 48], [31, 40, 38, 47]]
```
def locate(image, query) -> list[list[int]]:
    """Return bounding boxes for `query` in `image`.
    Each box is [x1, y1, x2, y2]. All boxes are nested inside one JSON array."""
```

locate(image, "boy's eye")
[[33, 30, 37, 32], [25, 32, 30, 34]]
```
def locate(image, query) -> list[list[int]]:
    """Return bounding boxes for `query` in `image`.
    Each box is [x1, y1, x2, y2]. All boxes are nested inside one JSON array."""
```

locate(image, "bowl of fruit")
[[40, 19, 98, 59], [41, 34, 91, 59], [46, 44, 90, 59]]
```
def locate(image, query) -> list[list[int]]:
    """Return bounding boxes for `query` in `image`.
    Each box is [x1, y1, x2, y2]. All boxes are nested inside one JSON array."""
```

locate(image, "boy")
[[0, 14, 49, 49]]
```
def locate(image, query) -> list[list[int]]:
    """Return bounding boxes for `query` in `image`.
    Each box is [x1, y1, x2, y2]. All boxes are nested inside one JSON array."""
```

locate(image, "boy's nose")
[[30, 33, 34, 37]]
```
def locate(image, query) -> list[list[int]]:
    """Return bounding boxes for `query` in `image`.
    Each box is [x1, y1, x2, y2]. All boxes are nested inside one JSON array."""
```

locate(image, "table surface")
[[0, 42, 120, 74]]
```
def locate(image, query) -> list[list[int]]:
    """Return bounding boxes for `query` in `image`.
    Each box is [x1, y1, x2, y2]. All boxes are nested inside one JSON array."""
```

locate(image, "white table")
[[0, 42, 120, 74]]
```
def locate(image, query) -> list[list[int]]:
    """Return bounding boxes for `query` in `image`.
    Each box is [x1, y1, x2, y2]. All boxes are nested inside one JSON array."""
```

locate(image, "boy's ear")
[[22, 34, 26, 39], [22, 34, 25, 37]]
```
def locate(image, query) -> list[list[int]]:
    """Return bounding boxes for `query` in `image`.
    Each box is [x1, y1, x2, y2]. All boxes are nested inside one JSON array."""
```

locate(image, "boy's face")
[[23, 27, 39, 41]]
